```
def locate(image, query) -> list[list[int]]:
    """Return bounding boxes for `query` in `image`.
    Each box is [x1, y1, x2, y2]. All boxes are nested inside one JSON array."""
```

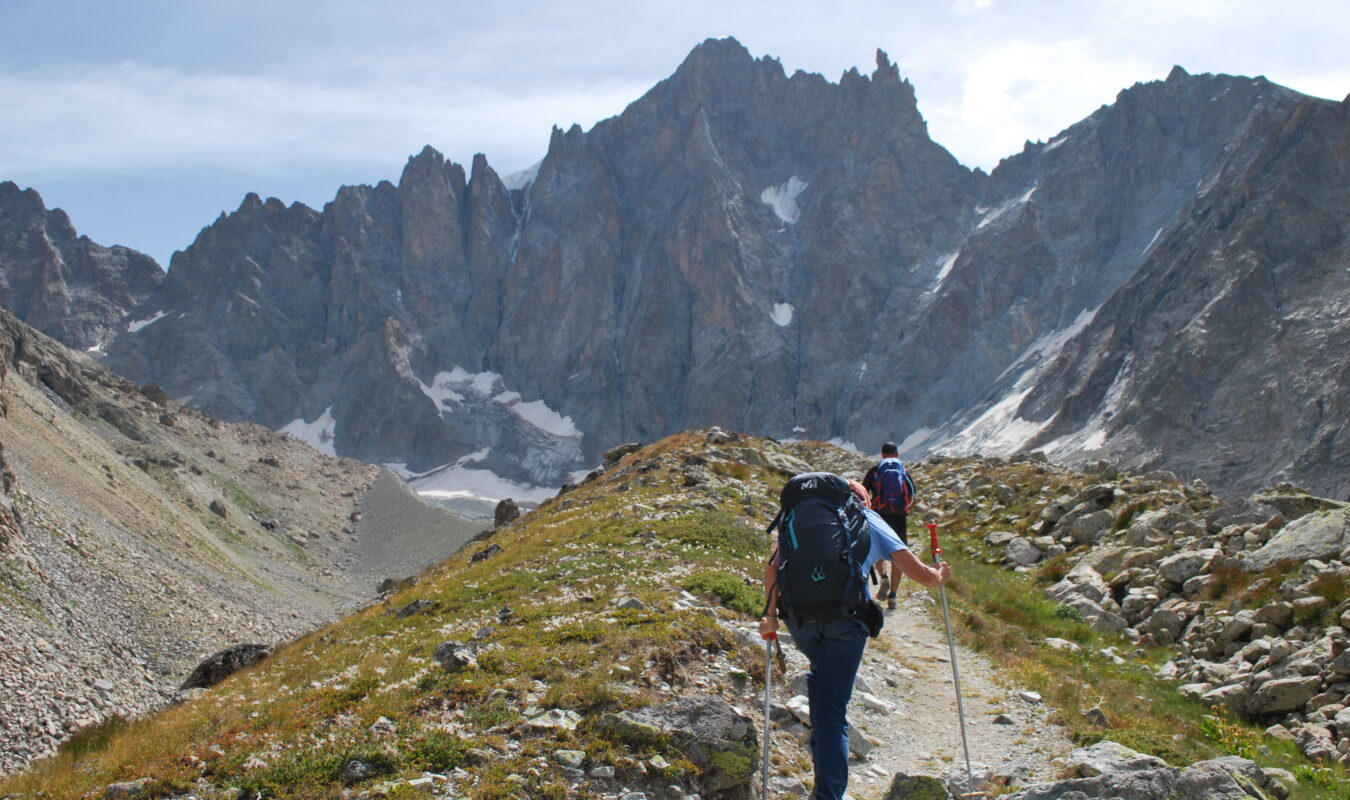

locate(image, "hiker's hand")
[[758, 616, 778, 639], [934, 563, 952, 585]]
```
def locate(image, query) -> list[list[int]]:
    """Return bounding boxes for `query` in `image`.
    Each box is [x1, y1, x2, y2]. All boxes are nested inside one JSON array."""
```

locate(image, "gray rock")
[[1253, 602, 1294, 630], [433, 641, 479, 671], [601, 694, 756, 793], [1125, 508, 1189, 546], [1249, 489, 1347, 522], [179, 644, 271, 690], [1070, 510, 1116, 544], [1003, 741, 1277, 799], [1006, 537, 1044, 565], [603, 442, 643, 464], [103, 780, 153, 800], [1245, 508, 1350, 570], [1157, 549, 1219, 585], [493, 498, 520, 529], [526, 709, 583, 731], [1141, 608, 1183, 644], [1294, 724, 1337, 762], [881, 773, 948, 800], [1200, 684, 1249, 715], [1246, 675, 1322, 715]]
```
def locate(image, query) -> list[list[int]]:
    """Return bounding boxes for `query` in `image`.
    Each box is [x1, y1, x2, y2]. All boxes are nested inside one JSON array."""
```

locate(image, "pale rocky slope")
[[0, 309, 481, 773]]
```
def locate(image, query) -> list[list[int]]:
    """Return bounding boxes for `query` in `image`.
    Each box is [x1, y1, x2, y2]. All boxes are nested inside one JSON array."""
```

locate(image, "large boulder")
[[1249, 489, 1346, 522], [179, 644, 271, 690], [1125, 506, 1194, 547], [1047, 564, 1129, 634], [600, 694, 757, 794], [1003, 742, 1282, 799], [1245, 508, 1350, 570], [1245, 675, 1323, 716], [493, 498, 520, 529], [881, 773, 948, 800], [1070, 510, 1116, 544], [1006, 537, 1044, 565], [1158, 549, 1220, 585], [1141, 608, 1184, 645]]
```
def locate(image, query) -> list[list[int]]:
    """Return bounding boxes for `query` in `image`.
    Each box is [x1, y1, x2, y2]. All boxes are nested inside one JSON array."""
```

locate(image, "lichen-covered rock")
[[1003, 742, 1281, 799], [601, 694, 756, 793], [1245, 508, 1350, 570], [881, 772, 948, 800], [1245, 675, 1322, 716]]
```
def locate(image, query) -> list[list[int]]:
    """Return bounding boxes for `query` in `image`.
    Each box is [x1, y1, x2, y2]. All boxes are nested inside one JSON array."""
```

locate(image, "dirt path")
[[772, 583, 1076, 798]]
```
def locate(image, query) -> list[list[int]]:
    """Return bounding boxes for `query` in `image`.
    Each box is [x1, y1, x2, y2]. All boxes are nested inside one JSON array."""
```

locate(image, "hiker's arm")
[[892, 549, 951, 587], [759, 556, 780, 638]]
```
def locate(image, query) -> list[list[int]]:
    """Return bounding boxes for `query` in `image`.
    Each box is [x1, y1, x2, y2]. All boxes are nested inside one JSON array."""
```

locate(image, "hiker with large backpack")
[[862, 442, 916, 610], [758, 473, 950, 800]]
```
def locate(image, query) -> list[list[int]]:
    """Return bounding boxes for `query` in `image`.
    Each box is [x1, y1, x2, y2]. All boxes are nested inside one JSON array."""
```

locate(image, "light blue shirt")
[[860, 507, 907, 574]]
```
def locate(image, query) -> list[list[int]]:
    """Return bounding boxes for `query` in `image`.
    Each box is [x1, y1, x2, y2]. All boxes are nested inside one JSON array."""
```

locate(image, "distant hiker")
[[862, 442, 915, 609], [759, 474, 950, 800]]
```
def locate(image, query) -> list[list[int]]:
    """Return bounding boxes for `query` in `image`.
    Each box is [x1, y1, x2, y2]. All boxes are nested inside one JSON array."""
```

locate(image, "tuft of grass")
[[409, 730, 470, 772], [683, 570, 762, 615]]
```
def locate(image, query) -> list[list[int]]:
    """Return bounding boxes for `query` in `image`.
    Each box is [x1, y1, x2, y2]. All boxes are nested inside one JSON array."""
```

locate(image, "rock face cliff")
[[2, 39, 1346, 497], [0, 182, 162, 351]]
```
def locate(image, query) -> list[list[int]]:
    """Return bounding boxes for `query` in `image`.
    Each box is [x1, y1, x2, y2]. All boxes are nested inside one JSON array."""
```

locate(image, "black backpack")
[[766, 472, 881, 634]]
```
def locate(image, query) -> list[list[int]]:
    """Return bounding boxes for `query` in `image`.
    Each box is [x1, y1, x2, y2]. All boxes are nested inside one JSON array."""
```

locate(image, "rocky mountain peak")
[[0, 182, 162, 351], [674, 35, 756, 74], [7, 42, 1347, 500]]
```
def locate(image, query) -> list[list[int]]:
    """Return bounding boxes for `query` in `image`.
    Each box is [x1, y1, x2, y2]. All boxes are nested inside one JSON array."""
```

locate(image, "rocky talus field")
[[0, 309, 480, 774], [2, 428, 1347, 798]]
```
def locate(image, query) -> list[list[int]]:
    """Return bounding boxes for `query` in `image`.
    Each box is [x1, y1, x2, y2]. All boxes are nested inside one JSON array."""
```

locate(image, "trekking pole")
[[928, 522, 975, 786], [761, 631, 776, 800]]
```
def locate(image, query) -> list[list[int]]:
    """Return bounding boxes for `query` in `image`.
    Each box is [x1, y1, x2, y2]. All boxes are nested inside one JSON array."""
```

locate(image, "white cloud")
[[949, 0, 995, 16], [925, 39, 1152, 169], [0, 62, 647, 179]]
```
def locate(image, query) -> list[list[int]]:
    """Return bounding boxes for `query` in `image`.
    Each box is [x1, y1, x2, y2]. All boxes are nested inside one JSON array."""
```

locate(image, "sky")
[[2, 0, 1347, 268]]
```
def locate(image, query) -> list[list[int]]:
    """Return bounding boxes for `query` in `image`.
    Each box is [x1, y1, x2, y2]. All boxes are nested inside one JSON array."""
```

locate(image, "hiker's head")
[[881, 442, 898, 457], [847, 479, 869, 504]]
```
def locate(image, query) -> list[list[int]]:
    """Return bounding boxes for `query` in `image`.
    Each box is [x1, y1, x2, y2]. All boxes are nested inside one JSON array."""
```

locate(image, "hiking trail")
[[768, 581, 1077, 797]]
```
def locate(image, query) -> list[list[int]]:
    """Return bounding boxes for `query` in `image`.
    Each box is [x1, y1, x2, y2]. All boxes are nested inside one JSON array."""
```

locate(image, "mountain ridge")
[[2, 37, 1346, 498]]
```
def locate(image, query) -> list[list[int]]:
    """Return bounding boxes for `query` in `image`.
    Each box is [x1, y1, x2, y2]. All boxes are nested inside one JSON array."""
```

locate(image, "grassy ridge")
[[1, 432, 779, 799]]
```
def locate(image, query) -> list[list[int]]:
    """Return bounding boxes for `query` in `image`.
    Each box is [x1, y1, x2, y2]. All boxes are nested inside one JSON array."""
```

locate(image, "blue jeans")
[[786, 617, 868, 800]]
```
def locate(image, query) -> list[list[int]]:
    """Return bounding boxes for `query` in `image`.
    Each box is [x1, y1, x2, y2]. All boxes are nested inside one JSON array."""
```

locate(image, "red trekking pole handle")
[[928, 522, 943, 565]]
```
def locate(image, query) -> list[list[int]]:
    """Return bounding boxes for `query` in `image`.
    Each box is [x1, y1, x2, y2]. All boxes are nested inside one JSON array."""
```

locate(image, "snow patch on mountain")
[[127, 311, 168, 333], [931, 251, 960, 292], [1040, 351, 1136, 458], [977, 187, 1036, 230], [495, 392, 581, 438], [418, 372, 465, 409], [771, 302, 794, 326], [418, 367, 578, 439], [761, 176, 808, 224], [827, 437, 862, 454], [280, 407, 337, 456], [939, 307, 1099, 455], [503, 160, 543, 190], [401, 461, 558, 505], [898, 427, 935, 454]]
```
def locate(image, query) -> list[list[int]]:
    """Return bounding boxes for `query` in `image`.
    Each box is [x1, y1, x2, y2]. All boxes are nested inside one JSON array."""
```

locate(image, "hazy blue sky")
[[3, 0, 1346, 267]]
